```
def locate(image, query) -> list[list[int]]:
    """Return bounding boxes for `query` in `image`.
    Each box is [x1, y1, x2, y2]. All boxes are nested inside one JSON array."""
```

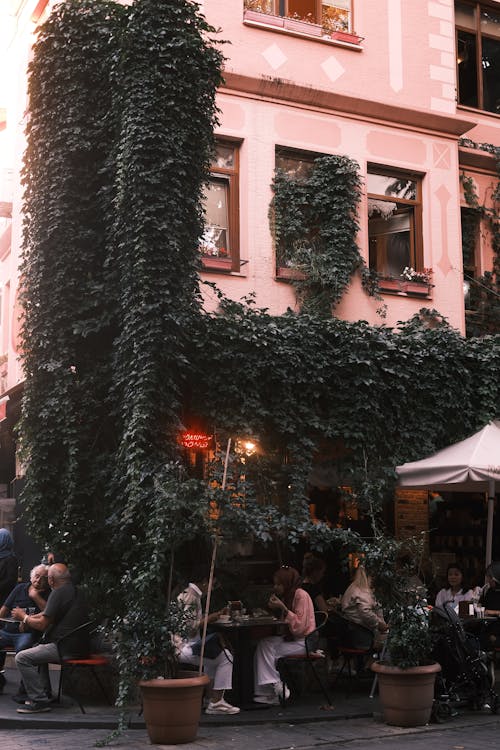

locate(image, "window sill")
[[200, 257, 247, 275], [243, 11, 364, 50], [275, 266, 307, 281]]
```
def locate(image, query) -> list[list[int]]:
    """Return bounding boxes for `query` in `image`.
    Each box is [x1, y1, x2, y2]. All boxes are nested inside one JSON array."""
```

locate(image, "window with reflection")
[[200, 141, 240, 271], [455, 1, 500, 114], [367, 168, 423, 278], [244, 0, 352, 32]]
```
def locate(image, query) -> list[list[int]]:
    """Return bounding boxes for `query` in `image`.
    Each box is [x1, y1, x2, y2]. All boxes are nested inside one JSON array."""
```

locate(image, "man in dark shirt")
[[0, 564, 49, 694], [11, 563, 89, 713]]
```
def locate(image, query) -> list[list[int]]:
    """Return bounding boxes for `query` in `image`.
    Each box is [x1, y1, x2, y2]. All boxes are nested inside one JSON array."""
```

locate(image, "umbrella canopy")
[[396, 420, 500, 565]]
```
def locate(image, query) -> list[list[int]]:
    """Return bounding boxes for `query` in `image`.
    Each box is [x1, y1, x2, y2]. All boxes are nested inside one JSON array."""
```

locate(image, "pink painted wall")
[[198, 0, 500, 335]]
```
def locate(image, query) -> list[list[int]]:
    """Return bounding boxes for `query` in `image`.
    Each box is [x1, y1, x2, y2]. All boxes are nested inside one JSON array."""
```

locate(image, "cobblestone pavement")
[[1, 716, 500, 750]]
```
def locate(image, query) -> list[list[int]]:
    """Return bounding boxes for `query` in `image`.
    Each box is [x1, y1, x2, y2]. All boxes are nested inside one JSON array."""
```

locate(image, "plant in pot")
[[364, 534, 440, 727], [108, 464, 214, 746]]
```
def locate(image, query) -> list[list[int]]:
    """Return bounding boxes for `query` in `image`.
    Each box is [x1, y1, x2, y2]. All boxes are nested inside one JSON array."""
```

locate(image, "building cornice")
[[220, 72, 476, 139]]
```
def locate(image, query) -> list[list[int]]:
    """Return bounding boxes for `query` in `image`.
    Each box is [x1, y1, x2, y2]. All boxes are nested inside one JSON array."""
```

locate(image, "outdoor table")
[[210, 616, 285, 708], [0, 617, 18, 624]]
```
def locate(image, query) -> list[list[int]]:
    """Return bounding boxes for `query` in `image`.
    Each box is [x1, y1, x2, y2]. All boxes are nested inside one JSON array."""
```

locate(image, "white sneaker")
[[205, 699, 240, 715], [253, 694, 280, 705], [273, 681, 290, 701]]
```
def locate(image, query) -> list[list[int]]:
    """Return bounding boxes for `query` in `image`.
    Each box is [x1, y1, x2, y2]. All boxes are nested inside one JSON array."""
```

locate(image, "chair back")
[[329, 611, 374, 651], [305, 610, 328, 654]]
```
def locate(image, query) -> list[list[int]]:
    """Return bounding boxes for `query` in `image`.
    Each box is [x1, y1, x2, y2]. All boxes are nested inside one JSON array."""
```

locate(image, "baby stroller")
[[430, 603, 498, 720]]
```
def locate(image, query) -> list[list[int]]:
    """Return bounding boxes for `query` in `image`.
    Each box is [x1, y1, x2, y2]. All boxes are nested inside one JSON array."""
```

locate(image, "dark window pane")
[[457, 30, 478, 107], [368, 210, 412, 277], [481, 35, 500, 113]]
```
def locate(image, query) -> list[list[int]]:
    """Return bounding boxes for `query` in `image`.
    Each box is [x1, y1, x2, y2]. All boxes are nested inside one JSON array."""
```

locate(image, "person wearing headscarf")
[[253, 566, 315, 705], [0, 528, 18, 606]]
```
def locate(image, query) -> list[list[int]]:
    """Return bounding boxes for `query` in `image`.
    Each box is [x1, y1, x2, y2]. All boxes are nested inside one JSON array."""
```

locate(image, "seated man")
[[0, 564, 50, 695], [11, 563, 89, 713]]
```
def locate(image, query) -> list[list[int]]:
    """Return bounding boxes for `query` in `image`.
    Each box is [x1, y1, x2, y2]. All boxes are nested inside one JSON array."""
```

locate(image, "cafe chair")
[[328, 612, 374, 694], [56, 621, 113, 714], [276, 611, 334, 707]]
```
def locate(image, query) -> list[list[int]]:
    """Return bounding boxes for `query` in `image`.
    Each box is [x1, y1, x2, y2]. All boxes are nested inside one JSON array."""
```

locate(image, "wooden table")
[[211, 616, 285, 707]]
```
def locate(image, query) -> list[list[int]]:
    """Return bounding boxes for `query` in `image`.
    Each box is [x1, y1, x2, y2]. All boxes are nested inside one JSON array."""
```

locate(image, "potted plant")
[[110, 465, 214, 745], [377, 275, 401, 293], [365, 535, 441, 727], [400, 267, 433, 296]]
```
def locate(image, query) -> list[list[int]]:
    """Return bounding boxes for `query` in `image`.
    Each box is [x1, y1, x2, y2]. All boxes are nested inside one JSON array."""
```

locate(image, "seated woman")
[[301, 553, 329, 614], [0, 564, 50, 695], [340, 565, 388, 650], [175, 568, 239, 716], [434, 563, 473, 610], [253, 566, 315, 705]]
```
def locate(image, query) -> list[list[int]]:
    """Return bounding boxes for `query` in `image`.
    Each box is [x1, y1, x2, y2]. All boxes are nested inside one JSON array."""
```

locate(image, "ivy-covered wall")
[[15, 0, 500, 703]]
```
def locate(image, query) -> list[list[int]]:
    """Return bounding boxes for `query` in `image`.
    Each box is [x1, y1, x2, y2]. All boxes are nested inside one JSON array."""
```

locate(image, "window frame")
[[201, 139, 241, 273], [367, 165, 424, 279], [455, 0, 500, 114], [243, 1, 356, 36]]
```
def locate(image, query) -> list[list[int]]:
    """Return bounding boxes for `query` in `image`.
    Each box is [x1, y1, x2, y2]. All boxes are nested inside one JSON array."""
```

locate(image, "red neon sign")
[[180, 432, 211, 449]]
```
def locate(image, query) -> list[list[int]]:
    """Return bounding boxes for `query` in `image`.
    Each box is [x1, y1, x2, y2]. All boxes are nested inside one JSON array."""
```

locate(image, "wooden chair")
[[56, 621, 113, 713], [276, 611, 334, 707]]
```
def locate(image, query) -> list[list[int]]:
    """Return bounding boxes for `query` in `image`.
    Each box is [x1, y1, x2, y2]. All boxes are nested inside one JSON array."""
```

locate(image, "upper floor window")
[[455, 1, 500, 114], [200, 141, 240, 272], [244, 0, 352, 33], [367, 168, 423, 279]]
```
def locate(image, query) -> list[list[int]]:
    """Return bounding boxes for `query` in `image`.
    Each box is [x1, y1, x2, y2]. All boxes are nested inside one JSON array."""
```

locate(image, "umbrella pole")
[[486, 478, 495, 568], [199, 438, 232, 675]]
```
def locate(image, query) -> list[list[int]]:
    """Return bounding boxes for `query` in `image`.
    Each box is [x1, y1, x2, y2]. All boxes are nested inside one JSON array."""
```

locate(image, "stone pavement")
[[1, 663, 499, 749]]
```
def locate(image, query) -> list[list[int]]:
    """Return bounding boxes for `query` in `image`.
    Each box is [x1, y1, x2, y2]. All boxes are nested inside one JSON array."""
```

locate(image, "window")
[[244, 0, 352, 32], [274, 148, 319, 273], [455, 1, 500, 114], [200, 141, 240, 271], [461, 207, 479, 309], [367, 168, 423, 278]]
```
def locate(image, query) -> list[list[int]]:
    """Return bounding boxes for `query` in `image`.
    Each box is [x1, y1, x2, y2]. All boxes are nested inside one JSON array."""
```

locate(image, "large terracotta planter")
[[139, 673, 210, 745], [371, 662, 440, 727]]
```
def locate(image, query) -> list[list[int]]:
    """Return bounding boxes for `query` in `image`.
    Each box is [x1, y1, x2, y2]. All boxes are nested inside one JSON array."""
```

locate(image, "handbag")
[[191, 632, 226, 659]]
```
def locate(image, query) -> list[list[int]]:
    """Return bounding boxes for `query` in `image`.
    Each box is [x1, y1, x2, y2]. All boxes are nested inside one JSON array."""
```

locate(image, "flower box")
[[243, 9, 284, 27], [276, 266, 306, 280], [201, 257, 233, 271], [283, 18, 323, 36], [379, 278, 401, 293], [401, 281, 431, 297], [329, 30, 363, 44]]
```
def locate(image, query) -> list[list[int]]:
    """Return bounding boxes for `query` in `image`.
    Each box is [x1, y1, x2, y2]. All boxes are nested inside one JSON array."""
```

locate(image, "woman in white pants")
[[253, 566, 315, 705], [176, 573, 240, 715]]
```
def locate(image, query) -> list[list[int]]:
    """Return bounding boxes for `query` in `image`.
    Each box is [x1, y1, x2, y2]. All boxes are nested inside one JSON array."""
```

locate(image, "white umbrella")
[[396, 420, 500, 566]]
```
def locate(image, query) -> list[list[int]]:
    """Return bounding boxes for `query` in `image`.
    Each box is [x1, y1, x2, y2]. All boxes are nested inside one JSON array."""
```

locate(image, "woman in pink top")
[[253, 566, 315, 705]]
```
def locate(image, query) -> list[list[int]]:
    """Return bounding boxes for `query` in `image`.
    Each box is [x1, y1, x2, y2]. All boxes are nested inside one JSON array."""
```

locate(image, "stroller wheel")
[[431, 699, 453, 723]]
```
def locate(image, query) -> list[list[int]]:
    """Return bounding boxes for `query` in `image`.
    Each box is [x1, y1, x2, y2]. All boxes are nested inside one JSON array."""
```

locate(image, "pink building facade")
[[0, 0, 498, 484]]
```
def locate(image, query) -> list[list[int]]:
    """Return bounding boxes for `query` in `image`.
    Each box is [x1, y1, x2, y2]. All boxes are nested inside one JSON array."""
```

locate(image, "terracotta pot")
[[330, 30, 364, 44], [400, 281, 431, 296], [283, 18, 323, 36], [371, 662, 440, 727], [139, 673, 210, 744], [378, 278, 401, 293], [243, 10, 284, 27]]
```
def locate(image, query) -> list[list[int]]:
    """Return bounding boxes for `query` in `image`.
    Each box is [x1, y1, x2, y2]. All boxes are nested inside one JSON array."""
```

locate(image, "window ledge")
[[243, 11, 364, 50], [200, 257, 247, 276]]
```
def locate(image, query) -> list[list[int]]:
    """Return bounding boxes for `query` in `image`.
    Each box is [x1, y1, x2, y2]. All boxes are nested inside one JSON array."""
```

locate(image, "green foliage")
[[17, 0, 500, 722], [270, 155, 366, 315]]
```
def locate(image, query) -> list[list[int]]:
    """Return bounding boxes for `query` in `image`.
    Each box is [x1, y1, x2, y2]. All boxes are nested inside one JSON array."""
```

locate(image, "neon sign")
[[180, 432, 212, 449]]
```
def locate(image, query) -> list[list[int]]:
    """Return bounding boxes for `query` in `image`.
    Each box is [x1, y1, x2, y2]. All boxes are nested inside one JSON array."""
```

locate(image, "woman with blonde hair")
[[341, 565, 388, 648]]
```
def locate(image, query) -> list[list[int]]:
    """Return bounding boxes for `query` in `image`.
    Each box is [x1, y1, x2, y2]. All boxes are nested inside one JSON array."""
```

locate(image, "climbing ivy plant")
[[16, 0, 500, 727], [270, 155, 376, 315]]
